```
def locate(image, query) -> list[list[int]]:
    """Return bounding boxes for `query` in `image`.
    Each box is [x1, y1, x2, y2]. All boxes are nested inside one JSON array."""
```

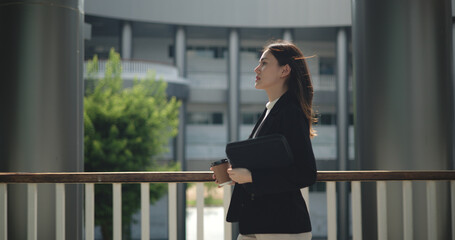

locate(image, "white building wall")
[[133, 37, 174, 64]]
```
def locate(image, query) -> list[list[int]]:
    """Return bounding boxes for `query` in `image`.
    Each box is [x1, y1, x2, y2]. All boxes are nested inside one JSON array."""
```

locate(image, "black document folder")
[[225, 134, 294, 169]]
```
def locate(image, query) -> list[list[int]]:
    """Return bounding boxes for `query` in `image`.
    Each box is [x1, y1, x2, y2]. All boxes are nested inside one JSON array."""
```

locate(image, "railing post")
[[351, 181, 362, 240], [196, 183, 205, 240], [141, 183, 150, 240], [56, 183, 65, 240], [169, 183, 178, 240], [301, 187, 310, 212], [85, 183, 95, 240], [327, 182, 337, 240], [223, 186, 232, 240], [377, 181, 387, 240], [0, 184, 7, 240], [426, 181, 437, 240], [113, 183, 122, 240], [27, 183, 37, 240], [402, 181, 413, 240]]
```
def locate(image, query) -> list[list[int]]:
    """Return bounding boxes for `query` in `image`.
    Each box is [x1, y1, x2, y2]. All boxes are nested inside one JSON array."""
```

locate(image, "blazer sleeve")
[[247, 106, 317, 196]]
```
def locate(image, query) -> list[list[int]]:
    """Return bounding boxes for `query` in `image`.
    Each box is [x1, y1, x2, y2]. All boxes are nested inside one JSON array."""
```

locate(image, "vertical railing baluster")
[[301, 187, 310, 212], [426, 181, 437, 240], [27, 183, 37, 240], [223, 185, 232, 240], [0, 184, 7, 240], [377, 181, 387, 240], [326, 182, 337, 240], [168, 183, 177, 240], [56, 183, 65, 239], [141, 183, 150, 240], [402, 181, 413, 240], [85, 183, 95, 240], [451, 180, 455, 240], [113, 183, 122, 240], [196, 183, 205, 240], [351, 181, 362, 240]]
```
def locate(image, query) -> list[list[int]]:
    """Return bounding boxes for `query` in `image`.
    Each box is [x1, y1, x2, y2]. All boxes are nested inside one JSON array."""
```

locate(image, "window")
[[240, 47, 262, 59], [241, 112, 262, 124], [168, 45, 174, 58], [319, 57, 336, 75], [315, 113, 354, 126], [187, 112, 224, 125], [186, 46, 227, 59], [317, 114, 337, 125]]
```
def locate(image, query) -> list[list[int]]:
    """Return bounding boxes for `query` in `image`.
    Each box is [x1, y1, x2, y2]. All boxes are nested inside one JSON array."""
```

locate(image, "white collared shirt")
[[264, 97, 280, 119], [252, 97, 280, 138]]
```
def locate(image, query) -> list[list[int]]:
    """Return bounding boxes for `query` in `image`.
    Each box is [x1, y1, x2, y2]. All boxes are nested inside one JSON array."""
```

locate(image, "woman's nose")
[[254, 65, 260, 74]]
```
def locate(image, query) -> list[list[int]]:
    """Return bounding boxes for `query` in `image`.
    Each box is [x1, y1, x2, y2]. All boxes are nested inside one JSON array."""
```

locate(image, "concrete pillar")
[[174, 25, 187, 240], [121, 21, 133, 59], [228, 28, 240, 240], [453, 21, 455, 170], [0, 0, 84, 239], [336, 27, 349, 240], [283, 29, 293, 42], [352, 0, 453, 239], [228, 29, 240, 143]]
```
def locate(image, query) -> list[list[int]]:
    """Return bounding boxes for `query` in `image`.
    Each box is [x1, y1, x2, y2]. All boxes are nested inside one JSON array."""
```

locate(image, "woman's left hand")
[[227, 167, 253, 184]]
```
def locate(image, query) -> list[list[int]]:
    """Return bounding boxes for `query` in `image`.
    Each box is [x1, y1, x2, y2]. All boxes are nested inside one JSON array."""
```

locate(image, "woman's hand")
[[227, 167, 253, 184]]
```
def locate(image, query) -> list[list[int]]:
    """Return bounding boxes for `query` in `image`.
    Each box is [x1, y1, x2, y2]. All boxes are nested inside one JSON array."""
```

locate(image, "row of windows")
[[170, 45, 339, 75], [187, 112, 223, 125], [187, 112, 354, 125], [170, 46, 262, 59], [314, 113, 354, 126]]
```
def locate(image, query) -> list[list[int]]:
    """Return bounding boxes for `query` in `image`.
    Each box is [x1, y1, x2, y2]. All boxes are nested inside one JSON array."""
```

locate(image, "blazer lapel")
[[252, 91, 291, 138], [248, 108, 267, 139]]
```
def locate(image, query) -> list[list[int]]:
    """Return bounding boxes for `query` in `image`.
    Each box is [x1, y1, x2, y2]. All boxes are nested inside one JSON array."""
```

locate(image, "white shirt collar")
[[266, 97, 280, 111]]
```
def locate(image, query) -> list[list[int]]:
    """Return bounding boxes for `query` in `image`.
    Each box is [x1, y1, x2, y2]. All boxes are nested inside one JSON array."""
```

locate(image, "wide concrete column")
[[0, 0, 84, 239], [336, 27, 349, 240], [228, 28, 240, 240], [121, 21, 133, 59], [174, 25, 187, 240], [352, 0, 453, 239]]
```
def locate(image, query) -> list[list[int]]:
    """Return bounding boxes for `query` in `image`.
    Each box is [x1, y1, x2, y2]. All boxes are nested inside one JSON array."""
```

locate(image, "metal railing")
[[0, 171, 454, 240]]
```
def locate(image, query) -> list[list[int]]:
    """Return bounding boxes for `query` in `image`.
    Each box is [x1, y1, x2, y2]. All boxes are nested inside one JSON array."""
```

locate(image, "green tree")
[[84, 49, 181, 240]]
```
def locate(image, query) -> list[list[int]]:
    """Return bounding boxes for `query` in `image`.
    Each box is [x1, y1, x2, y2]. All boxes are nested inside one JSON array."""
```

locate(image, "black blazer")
[[226, 91, 317, 234]]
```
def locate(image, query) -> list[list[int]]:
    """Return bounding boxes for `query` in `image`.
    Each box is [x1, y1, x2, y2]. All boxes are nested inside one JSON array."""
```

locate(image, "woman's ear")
[[281, 64, 291, 78]]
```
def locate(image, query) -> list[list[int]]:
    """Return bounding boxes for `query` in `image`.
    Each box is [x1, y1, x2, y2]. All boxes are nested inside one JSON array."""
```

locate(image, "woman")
[[213, 40, 317, 240]]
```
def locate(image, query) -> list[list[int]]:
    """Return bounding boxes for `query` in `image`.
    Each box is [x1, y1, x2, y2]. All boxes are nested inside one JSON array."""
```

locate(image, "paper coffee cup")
[[210, 159, 232, 186]]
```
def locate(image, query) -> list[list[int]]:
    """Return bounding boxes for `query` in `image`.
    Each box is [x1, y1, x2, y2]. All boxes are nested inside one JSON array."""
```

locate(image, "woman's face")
[[254, 50, 287, 91]]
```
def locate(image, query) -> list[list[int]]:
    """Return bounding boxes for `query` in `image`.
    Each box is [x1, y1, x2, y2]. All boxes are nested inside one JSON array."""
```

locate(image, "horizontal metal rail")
[[0, 171, 454, 183]]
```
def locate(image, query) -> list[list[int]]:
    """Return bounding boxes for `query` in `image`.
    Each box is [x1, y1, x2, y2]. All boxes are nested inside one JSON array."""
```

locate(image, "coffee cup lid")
[[210, 158, 229, 167]]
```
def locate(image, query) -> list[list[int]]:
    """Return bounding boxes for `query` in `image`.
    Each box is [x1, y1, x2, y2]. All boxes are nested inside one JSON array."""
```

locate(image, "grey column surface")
[[336, 27, 349, 240], [283, 29, 293, 42], [121, 21, 133, 59], [352, 0, 453, 239], [228, 28, 240, 240], [174, 25, 187, 240], [0, 0, 84, 240], [453, 21, 455, 170]]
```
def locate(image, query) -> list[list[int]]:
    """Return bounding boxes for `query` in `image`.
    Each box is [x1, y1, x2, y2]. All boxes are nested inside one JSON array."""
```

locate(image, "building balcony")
[[83, 59, 190, 100]]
